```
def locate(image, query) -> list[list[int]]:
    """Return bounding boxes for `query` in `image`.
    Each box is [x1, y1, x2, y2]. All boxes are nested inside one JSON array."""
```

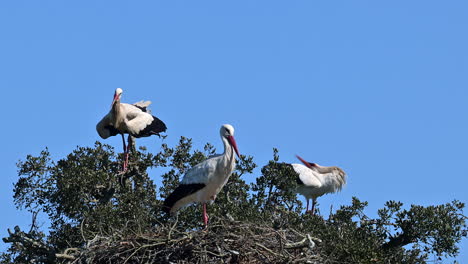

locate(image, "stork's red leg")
[[123, 151, 129, 172], [306, 199, 310, 214], [124, 152, 129, 170], [121, 134, 128, 171], [123, 135, 132, 171], [202, 203, 208, 227]]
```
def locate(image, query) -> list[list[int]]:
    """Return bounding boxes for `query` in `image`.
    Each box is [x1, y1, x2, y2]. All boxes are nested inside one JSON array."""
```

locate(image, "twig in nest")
[[167, 214, 178, 240], [193, 249, 227, 258], [285, 235, 315, 249], [255, 242, 282, 257]]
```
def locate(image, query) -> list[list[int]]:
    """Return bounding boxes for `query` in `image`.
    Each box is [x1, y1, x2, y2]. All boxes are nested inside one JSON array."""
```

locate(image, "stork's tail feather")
[[162, 183, 206, 214]]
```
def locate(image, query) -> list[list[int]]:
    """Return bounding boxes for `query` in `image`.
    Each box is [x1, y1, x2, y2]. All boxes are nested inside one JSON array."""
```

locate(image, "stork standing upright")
[[96, 88, 167, 171], [162, 124, 240, 226], [292, 155, 347, 215]]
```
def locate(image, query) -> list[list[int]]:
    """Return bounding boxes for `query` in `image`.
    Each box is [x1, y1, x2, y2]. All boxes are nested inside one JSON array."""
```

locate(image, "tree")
[[2, 140, 467, 263]]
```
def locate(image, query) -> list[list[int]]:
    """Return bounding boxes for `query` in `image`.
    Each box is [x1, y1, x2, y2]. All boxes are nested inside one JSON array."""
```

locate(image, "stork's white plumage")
[[293, 155, 347, 215], [96, 88, 167, 171], [163, 124, 240, 226]]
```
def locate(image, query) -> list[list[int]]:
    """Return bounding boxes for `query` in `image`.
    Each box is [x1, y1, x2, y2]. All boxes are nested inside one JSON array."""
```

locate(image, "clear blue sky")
[[1, 1, 467, 261]]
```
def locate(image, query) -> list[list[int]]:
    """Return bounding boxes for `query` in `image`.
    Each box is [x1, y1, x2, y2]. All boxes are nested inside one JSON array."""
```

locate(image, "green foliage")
[[11, 142, 159, 255], [251, 148, 303, 215], [2, 139, 467, 263], [383, 200, 467, 258]]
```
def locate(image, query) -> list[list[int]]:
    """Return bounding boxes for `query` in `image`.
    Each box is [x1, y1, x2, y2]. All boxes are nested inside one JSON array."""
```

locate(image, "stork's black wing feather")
[[162, 183, 206, 214], [135, 115, 167, 138]]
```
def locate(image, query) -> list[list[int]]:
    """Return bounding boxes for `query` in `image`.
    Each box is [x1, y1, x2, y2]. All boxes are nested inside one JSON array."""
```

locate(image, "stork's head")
[[221, 124, 240, 157], [296, 155, 318, 169], [111, 88, 123, 107]]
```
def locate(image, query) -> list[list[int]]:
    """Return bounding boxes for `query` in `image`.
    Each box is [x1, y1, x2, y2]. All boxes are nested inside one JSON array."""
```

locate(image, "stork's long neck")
[[314, 165, 332, 174], [112, 99, 120, 114], [221, 136, 236, 172], [111, 99, 123, 124]]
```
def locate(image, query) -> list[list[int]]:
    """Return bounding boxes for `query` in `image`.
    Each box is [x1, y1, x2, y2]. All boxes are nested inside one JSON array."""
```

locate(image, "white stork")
[[292, 155, 347, 215], [96, 88, 167, 171], [162, 124, 240, 226]]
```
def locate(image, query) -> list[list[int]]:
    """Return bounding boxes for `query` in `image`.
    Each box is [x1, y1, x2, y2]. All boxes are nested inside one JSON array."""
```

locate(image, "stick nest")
[[72, 217, 323, 264]]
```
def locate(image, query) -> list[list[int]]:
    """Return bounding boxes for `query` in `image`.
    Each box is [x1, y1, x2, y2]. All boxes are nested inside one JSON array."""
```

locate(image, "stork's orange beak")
[[227, 136, 240, 157], [296, 155, 315, 169], [111, 93, 119, 108]]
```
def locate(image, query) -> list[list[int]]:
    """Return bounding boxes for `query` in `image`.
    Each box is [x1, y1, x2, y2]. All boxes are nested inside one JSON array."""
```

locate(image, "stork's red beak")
[[296, 155, 315, 169], [227, 136, 240, 157], [111, 93, 119, 108]]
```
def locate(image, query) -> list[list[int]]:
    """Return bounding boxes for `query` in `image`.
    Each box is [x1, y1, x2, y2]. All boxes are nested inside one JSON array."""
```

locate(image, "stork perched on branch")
[[96, 88, 167, 171], [163, 124, 240, 227], [292, 155, 347, 215]]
